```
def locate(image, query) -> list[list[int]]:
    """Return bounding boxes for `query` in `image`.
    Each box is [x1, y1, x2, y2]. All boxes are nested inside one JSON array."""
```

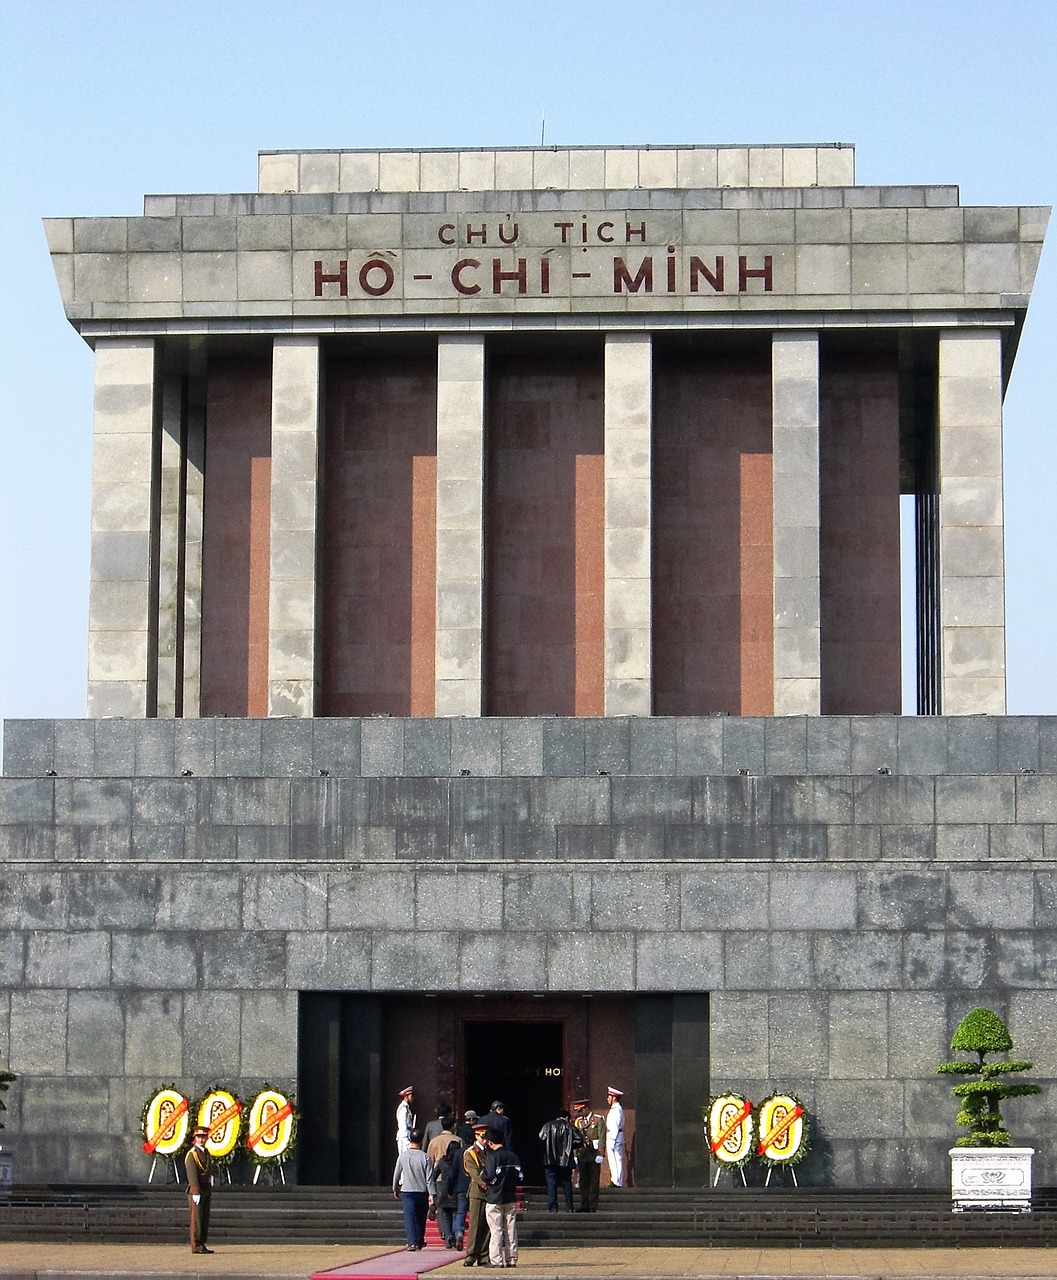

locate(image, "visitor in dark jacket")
[[482, 1130, 522, 1268], [538, 1109, 579, 1212]]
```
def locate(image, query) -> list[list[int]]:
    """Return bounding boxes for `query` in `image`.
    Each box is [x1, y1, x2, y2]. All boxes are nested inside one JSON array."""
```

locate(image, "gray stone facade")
[[2, 715, 1056, 1188]]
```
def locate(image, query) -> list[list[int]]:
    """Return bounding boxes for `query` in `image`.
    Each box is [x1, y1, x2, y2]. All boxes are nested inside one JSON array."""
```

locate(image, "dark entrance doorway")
[[464, 1020, 563, 1185]]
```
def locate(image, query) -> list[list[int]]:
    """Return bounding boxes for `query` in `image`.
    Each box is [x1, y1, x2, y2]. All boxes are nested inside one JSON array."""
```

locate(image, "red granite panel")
[[820, 349, 902, 713], [320, 352, 437, 716], [200, 356, 272, 717], [410, 455, 437, 717], [740, 451, 775, 715], [575, 454, 605, 715], [486, 351, 604, 715], [587, 998, 636, 1186], [653, 351, 773, 715]]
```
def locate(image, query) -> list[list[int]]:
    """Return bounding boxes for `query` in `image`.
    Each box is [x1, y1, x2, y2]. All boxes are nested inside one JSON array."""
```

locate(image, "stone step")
[[3, 1186, 1057, 1248]]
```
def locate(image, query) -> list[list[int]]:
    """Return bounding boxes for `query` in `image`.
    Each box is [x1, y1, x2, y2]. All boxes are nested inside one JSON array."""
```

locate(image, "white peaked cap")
[[606, 1086, 623, 1096], [399, 1085, 414, 1096]]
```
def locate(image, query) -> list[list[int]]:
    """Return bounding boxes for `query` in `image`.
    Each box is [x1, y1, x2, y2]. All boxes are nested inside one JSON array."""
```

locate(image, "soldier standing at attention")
[[572, 1099, 605, 1212], [185, 1125, 213, 1254], [396, 1085, 416, 1154], [605, 1088, 626, 1187], [461, 1120, 491, 1267]]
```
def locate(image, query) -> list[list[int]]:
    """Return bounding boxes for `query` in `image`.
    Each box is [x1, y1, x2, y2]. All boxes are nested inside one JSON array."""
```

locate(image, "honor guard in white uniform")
[[605, 1087, 626, 1187], [396, 1085, 416, 1154]]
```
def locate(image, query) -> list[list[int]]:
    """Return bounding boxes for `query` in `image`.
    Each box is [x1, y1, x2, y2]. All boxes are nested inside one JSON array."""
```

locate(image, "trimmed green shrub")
[[938, 1008, 1041, 1147]]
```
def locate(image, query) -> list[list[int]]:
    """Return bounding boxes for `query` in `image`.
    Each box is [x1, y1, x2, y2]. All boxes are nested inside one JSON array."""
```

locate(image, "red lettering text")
[[314, 260, 348, 297], [492, 259, 528, 295], [358, 260, 395, 297], [614, 256, 653, 293], [452, 259, 481, 295], [690, 256, 725, 292], [739, 255, 773, 292]]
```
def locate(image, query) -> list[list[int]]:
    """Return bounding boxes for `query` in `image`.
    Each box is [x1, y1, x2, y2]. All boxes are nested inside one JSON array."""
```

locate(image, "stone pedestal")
[[950, 1146, 1034, 1211]]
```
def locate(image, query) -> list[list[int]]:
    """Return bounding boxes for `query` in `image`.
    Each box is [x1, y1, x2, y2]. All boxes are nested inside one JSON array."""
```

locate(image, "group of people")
[[539, 1089, 626, 1214], [392, 1087, 522, 1266], [391, 1085, 628, 1263]]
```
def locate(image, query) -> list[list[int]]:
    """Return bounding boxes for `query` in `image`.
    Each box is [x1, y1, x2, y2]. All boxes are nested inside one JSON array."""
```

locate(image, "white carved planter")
[[950, 1146, 1034, 1211]]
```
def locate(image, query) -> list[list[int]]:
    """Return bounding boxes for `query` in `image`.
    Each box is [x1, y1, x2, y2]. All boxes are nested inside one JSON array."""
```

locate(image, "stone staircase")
[[3, 1185, 1057, 1248]]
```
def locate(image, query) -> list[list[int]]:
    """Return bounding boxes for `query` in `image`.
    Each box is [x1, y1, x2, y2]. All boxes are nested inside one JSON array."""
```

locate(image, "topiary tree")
[[937, 1008, 1041, 1147], [0, 1068, 14, 1132]]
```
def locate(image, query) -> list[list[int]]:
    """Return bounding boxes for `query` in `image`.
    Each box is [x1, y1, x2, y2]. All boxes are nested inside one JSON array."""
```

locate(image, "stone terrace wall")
[[1, 716, 1055, 1188]]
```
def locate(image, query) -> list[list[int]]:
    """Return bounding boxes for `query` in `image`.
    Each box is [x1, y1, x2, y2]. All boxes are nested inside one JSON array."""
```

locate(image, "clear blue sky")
[[1, 0, 1054, 720]]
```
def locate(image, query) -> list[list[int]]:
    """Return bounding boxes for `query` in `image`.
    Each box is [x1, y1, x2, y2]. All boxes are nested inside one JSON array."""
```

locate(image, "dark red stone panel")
[[820, 348, 902, 714], [652, 350, 774, 715], [485, 350, 605, 715], [200, 356, 272, 718], [320, 352, 437, 717]]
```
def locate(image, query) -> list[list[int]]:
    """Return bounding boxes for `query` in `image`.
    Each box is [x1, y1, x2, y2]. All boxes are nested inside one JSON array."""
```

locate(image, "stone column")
[[87, 337, 158, 719], [772, 331, 821, 715], [181, 343, 207, 718], [938, 328, 1006, 714], [267, 336, 322, 717], [604, 333, 652, 716], [155, 370, 184, 719], [435, 335, 486, 716]]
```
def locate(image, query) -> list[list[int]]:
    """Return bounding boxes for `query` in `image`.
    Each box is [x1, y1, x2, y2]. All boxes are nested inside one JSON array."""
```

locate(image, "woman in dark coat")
[[436, 1138, 468, 1248]]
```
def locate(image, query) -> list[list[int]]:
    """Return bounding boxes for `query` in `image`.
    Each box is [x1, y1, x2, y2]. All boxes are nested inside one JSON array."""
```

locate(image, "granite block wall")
[[1, 715, 1055, 1187]]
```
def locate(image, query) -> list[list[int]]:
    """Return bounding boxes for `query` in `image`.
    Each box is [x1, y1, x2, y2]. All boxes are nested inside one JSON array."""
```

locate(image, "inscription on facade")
[[313, 217, 776, 300]]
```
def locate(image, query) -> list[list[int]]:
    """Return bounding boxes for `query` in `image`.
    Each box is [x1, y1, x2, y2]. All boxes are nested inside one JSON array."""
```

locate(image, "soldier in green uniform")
[[185, 1125, 214, 1253], [461, 1121, 491, 1266], [572, 1099, 605, 1212]]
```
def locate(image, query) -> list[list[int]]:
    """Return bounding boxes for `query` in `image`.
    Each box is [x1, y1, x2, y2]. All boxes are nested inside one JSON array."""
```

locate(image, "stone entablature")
[[45, 194, 1046, 327], [257, 144, 857, 195]]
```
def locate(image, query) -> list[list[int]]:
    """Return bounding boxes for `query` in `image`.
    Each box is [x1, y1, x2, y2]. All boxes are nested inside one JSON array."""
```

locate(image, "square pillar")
[[938, 328, 1006, 714], [180, 343, 207, 718], [604, 333, 652, 716], [156, 370, 184, 719], [772, 331, 821, 714], [87, 337, 158, 718], [435, 335, 486, 716], [268, 336, 322, 717]]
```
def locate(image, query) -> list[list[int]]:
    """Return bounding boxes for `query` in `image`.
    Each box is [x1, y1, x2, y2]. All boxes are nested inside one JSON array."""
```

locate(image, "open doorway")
[[463, 1020, 563, 1185]]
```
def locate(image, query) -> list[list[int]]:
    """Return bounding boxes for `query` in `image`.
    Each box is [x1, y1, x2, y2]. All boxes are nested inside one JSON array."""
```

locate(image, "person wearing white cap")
[[605, 1087, 626, 1187], [396, 1086, 416, 1155]]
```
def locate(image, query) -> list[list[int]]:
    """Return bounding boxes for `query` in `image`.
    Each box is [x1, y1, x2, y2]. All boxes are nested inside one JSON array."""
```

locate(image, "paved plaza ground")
[[0, 1242, 1054, 1280]]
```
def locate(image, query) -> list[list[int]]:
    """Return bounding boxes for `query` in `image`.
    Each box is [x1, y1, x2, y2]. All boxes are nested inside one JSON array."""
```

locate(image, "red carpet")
[[312, 1218, 463, 1280]]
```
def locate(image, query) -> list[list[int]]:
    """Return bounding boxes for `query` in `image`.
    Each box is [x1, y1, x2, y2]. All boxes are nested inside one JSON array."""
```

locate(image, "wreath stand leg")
[[252, 1161, 288, 1187], [763, 1165, 798, 1188], [712, 1164, 748, 1187]]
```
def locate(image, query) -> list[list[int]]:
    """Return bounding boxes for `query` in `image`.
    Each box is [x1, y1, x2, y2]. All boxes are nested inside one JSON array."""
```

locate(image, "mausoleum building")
[[0, 143, 1052, 1188]]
